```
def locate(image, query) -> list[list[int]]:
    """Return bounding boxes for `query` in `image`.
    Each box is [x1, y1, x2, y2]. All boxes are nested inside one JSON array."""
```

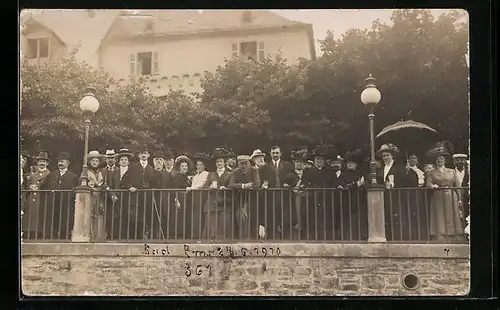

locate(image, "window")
[[129, 51, 159, 76], [232, 41, 265, 61], [26, 37, 50, 59]]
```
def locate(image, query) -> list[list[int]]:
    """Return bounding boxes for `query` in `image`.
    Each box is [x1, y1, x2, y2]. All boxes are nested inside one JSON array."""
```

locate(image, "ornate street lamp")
[[360, 74, 382, 185], [78, 87, 100, 187]]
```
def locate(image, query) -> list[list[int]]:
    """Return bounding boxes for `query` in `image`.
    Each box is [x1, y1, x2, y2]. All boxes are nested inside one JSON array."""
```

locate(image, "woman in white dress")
[[187, 153, 211, 239]]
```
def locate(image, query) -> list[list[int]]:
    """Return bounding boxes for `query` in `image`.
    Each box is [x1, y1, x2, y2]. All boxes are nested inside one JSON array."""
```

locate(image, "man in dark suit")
[[40, 152, 79, 240], [128, 146, 158, 239], [101, 148, 119, 238], [375, 144, 418, 241], [283, 149, 308, 238], [109, 148, 134, 239], [228, 155, 261, 239], [150, 151, 173, 239], [259, 145, 294, 239]]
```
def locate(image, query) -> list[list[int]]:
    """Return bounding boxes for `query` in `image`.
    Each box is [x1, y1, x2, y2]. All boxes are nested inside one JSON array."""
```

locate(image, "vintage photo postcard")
[[20, 9, 470, 296]]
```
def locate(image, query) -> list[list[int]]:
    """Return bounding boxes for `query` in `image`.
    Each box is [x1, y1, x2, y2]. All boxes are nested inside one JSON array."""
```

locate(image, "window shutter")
[[129, 54, 136, 76], [231, 43, 239, 59], [258, 42, 265, 61], [152, 52, 159, 75]]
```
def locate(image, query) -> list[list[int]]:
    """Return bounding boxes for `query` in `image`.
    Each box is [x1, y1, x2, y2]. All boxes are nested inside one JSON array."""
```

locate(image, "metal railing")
[[20, 187, 468, 243], [384, 187, 468, 243], [21, 188, 368, 242]]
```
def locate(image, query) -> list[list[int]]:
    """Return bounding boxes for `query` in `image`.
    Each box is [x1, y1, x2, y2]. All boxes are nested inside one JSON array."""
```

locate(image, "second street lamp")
[[78, 86, 100, 187], [360, 74, 382, 185]]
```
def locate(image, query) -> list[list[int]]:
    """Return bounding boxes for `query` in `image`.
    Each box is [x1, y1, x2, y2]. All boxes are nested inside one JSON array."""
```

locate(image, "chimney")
[[241, 10, 253, 24]]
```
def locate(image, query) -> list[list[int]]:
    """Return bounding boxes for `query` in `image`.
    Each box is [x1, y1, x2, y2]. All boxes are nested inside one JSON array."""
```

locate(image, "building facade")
[[21, 10, 316, 96]]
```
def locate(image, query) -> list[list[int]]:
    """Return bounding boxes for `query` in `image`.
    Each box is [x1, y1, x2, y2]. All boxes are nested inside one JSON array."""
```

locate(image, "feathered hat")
[[426, 141, 453, 158]]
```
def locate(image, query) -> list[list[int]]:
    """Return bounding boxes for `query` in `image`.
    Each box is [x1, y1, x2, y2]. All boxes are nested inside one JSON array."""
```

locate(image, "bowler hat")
[[136, 145, 149, 153], [376, 143, 400, 156], [34, 151, 50, 162], [152, 151, 166, 159], [452, 153, 468, 160], [57, 152, 71, 161], [311, 145, 326, 157], [164, 149, 175, 160]]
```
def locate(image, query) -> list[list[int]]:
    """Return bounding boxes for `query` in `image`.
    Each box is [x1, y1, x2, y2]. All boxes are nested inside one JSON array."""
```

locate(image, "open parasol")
[[376, 120, 438, 159]]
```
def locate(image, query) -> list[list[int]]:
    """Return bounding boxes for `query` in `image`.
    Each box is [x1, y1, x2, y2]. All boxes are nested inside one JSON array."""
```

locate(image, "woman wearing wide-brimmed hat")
[[425, 141, 465, 242], [202, 147, 233, 240], [86, 150, 106, 240], [169, 155, 193, 238], [186, 152, 211, 239]]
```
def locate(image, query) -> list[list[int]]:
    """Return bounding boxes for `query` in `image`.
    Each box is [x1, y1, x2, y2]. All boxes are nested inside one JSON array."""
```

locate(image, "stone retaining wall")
[[21, 243, 469, 296]]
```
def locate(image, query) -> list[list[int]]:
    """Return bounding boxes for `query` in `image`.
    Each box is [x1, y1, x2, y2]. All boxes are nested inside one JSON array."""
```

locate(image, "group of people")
[[20, 141, 469, 242]]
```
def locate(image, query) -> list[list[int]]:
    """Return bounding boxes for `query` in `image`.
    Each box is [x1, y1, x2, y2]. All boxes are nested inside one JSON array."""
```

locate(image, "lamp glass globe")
[[79, 95, 100, 113], [361, 87, 381, 105]]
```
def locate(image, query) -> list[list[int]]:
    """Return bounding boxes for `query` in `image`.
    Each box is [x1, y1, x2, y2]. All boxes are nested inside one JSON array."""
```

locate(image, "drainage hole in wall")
[[402, 273, 420, 290]]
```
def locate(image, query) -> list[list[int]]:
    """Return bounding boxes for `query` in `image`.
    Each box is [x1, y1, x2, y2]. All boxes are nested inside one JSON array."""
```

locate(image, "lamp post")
[[72, 86, 99, 243], [360, 74, 382, 185], [78, 87, 100, 187]]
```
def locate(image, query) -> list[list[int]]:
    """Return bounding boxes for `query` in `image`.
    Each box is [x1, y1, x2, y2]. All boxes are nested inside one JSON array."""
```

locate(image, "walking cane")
[[152, 196, 165, 239]]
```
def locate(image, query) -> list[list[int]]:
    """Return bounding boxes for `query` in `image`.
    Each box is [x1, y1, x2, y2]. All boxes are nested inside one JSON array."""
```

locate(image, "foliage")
[[21, 9, 469, 167]]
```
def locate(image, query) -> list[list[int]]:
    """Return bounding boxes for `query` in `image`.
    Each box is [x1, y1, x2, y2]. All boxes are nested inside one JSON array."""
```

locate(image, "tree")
[[20, 55, 163, 161]]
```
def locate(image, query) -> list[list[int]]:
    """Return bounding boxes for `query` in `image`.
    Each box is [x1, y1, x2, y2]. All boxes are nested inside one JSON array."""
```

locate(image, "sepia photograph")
[[20, 8, 470, 296]]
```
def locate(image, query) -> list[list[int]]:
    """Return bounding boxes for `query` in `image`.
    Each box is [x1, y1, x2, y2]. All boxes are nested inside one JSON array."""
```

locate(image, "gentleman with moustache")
[[109, 148, 135, 239], [151, 150, 172, 239], [22, 151, 51, 240], [129, 146, 157, 239], [228, 155, 261, 239], [250, 149, 266, 169], [41, 152, 79, 239], [164, 149, 175, 174], [102, 148, 119, 190]]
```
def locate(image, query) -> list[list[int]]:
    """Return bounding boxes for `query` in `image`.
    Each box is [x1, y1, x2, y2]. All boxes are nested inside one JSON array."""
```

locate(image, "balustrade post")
[[71, 186, 92, 242], [366, 184, 387, 243]]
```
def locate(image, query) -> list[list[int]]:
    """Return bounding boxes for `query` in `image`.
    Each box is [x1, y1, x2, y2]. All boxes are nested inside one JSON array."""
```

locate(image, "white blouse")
[[191, 171, 209, 189]]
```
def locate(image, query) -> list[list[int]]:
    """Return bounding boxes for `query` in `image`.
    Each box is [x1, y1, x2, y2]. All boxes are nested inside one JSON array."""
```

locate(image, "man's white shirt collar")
[[140, 160, 148, 168], [59, 168, 68, 176]]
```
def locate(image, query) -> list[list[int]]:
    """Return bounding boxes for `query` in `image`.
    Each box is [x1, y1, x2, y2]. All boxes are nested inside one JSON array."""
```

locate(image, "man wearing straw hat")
[[250, 149, 266, 168], [101, 148, 119, 190]]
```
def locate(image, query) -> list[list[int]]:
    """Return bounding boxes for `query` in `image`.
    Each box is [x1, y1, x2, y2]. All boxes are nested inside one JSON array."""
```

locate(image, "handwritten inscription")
[[184, 245, 281, 258], [141, 244, 282, 258], [142, 244, 171, 256], [185, 262, 212, 277]]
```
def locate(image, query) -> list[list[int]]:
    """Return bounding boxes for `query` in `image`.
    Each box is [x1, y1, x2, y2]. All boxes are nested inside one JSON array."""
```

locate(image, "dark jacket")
[[377, 161, 418, 188], [302, 166, 332, 188], [101, 165, 119, 189], [228, 167, 261, 189], [259, 159, 294, 188], [129, 162, 157, 189]]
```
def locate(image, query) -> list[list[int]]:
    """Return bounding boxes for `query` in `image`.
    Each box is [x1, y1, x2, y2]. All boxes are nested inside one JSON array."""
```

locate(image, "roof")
[[20, 9, 118, 66], [104, 10, 310, 39]]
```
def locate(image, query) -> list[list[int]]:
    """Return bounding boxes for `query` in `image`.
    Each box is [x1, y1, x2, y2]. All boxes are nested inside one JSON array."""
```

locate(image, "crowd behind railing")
[[20, 142, 470, 243]]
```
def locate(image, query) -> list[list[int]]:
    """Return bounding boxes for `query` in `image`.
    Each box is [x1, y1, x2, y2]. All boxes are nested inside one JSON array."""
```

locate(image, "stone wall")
[[22, 243, 469, 296]]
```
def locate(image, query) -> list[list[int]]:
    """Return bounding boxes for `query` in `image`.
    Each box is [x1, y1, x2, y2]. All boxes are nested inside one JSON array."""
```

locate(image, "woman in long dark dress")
[[170, 156, 193, 240], [202, 148, 233, 240]]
